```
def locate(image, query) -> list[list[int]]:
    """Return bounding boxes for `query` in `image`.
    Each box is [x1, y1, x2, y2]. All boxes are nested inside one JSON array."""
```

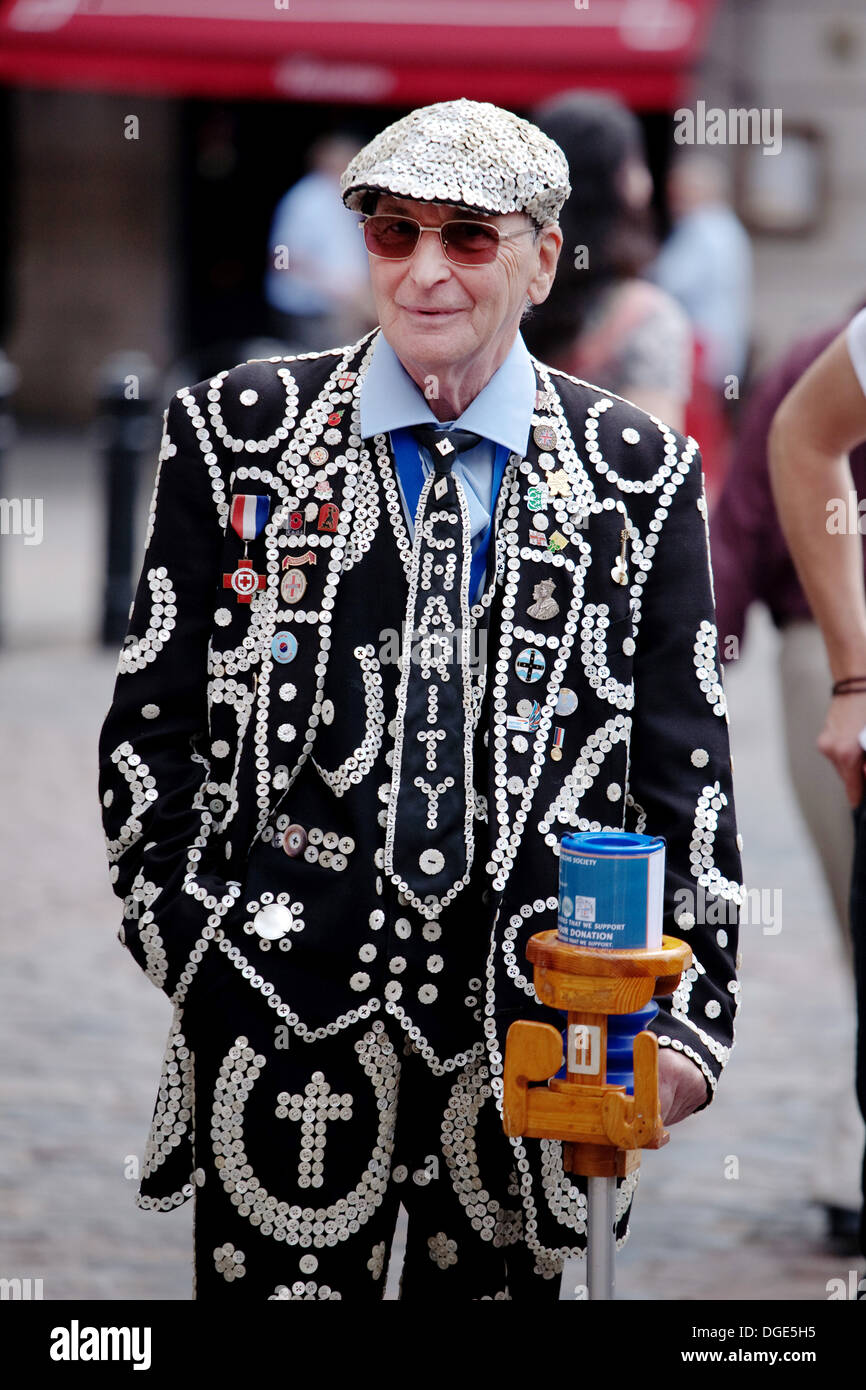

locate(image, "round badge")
[[309, 446, 329, 465], [550, 747, 563, 762], [514, 647, 546, 684], [556, 687, 578, 716], [271, 631, 298, 664], [282, 824, 308, 857], [280, 568, 307, 605], [533, 424, 557, 450]]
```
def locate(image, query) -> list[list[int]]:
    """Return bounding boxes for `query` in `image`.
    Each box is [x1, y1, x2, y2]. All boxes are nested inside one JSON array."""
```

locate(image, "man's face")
[[365, 195, 561, 385]]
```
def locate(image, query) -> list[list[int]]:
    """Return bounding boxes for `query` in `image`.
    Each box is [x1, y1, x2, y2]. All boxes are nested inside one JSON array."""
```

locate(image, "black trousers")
[[188, 998, 578, 1302]]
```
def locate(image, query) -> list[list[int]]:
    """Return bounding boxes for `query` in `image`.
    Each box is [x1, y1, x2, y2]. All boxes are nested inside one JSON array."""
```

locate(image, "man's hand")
[[817, 692, 866, 807], [658, 1048, 709, 1125]]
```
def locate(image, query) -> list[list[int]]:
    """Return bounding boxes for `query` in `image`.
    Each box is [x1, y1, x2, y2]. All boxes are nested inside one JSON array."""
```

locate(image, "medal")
[[271, 631, 298, 664], [533, 424, 557, 450], [223, 557, 266, 603], [280, 567, 307, 604], [551, 727, 565, 761], [515, 647, 546, 684]]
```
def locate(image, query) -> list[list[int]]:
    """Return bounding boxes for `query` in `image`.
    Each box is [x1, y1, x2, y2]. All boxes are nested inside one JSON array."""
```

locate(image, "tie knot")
[[411, 425, 483, 472]]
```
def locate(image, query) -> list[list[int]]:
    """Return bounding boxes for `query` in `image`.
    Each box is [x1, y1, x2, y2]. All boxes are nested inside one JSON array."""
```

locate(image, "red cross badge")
[[280, 567, 307, 605], [223, 557, 266, 603]]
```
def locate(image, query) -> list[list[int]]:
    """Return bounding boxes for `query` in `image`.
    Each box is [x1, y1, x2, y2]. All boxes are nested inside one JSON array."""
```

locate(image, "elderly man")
[[99, 100, 742, 1302]]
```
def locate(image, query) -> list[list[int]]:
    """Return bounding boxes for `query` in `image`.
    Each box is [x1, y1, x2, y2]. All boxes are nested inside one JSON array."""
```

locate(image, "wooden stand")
[[502, 931, 691, 1298]]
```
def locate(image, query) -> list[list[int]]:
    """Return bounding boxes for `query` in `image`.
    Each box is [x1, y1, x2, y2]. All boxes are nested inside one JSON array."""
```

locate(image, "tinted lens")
[[441, 220, 500, 264], [362, 216, 420, 258]]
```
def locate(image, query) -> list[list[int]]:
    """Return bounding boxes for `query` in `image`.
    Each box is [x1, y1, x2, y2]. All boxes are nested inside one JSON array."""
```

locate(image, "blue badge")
[[515, 647, 546, 684], [271, 631, 298, 664]]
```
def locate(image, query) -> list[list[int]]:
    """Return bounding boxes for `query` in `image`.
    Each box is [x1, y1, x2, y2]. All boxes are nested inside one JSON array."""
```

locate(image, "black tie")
[[384, 426, 483, 918]]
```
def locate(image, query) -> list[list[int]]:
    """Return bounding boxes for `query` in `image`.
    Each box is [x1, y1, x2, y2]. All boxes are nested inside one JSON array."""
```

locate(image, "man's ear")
[[527, 224, 564, 306]]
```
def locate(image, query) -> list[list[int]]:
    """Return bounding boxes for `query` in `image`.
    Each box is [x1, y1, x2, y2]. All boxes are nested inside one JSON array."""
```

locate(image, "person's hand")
[[816, 692, 866, 807], [658, 1048, 709, 1126]]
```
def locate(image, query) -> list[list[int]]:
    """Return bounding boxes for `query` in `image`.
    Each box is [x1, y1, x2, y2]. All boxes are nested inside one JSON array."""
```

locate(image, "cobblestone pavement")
[[0, 432, 863, 1301]]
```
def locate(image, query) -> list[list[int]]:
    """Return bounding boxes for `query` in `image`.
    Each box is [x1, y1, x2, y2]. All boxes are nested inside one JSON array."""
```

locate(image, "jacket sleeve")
[[626, 436, 744, 1103], [98, 387, 234, 1000]]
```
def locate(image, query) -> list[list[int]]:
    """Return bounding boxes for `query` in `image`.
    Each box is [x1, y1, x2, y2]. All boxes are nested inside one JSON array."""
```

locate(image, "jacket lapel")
[[484, 360, 627, 888]]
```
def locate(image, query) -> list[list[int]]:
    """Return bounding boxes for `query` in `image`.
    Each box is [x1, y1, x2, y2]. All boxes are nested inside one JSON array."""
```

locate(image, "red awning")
[[0, 0, 718, 110]]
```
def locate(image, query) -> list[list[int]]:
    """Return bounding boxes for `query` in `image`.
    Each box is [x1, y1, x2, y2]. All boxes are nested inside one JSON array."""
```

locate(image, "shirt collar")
[[359, 329, 536, 457]]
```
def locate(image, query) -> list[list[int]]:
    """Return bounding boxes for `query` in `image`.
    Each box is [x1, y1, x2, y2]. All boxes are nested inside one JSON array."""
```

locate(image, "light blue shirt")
[[359, 330, 537, 544]]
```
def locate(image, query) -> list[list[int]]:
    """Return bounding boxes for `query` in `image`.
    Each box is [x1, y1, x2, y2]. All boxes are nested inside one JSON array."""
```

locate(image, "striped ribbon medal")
[[224, 493, 271, 604]]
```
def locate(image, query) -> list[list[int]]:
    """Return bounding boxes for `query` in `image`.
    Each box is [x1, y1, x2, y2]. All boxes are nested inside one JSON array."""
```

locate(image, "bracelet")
[[832, 676, 866, 695]]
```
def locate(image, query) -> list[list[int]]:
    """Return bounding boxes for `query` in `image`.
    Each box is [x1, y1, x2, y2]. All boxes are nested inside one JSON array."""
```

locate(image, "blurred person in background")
[[712, 300, 866, 1252], [649, 151, 753, 397], [769, 303, 866, 1264], [264, 132, 374, 352], [524, 92, 693, 435]]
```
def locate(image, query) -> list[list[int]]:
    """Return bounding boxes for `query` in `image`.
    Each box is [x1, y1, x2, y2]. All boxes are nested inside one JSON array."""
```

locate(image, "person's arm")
[[98, 389, 232, 998], [626, 435, 743, 1121], [768, 329, 866, 806]]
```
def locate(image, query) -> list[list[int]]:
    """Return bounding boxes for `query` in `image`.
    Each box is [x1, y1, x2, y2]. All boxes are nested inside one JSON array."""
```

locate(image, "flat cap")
[[340, 98, 570, 226]]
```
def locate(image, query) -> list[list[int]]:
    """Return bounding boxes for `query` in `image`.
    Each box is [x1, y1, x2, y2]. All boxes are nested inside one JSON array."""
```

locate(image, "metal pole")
[[97, 351, 157, 646], [586, 1175, 617, 1300]]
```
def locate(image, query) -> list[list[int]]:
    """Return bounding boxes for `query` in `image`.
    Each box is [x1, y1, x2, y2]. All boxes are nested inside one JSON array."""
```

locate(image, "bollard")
[[97, 352, 158, 646], [0, 351, 20, 649]]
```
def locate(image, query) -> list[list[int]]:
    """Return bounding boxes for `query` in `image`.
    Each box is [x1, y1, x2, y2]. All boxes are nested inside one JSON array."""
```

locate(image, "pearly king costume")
[[99, 101, 744, 1301]]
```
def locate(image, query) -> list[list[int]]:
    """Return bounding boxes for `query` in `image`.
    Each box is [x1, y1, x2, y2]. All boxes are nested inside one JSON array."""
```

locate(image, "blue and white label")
[[557, 832, 665, 949]]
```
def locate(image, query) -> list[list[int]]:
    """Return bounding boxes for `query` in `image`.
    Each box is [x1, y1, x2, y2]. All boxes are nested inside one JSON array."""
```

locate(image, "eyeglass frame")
[[357, 212, 541, 267]]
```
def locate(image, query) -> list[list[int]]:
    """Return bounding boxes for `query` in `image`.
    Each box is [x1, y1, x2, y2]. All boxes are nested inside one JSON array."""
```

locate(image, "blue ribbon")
[[391, 428, 510, 602]]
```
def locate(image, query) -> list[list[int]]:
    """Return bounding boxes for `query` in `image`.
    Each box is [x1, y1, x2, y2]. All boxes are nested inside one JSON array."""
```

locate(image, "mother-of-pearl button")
[[240, 388, 258, 406], [253, 903, 293, 939]]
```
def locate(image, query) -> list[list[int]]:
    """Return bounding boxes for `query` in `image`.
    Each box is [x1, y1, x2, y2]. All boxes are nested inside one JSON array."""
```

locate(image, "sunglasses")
[[359, 214, 537, 267]]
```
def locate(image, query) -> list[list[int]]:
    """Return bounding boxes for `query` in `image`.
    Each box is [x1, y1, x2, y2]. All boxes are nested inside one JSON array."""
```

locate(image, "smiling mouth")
[[401, 306, 464, 318]]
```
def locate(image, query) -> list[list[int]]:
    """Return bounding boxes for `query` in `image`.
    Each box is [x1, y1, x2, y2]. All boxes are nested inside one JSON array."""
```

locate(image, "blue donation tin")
[[557, 831, 666, 950]]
